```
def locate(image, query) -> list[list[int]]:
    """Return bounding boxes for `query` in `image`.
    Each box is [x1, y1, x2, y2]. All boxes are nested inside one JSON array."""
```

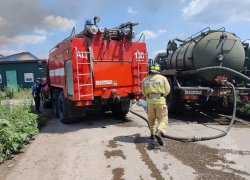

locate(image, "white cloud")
[[137, 29, 167, 40], [42, 15, 76, 31], [179, 0, 185, 4], [139, 30, 158, 39], [169, 33, 185, 38], [34, 27, 47, 34], [179, 33, 185, 37], [0, 16, 9, 28], [182, 0, 250, 25], [0, 35, 46, 46], [158, 29, 167, 34], [127, 7, 139, 15], [0, 49, 24, 56]]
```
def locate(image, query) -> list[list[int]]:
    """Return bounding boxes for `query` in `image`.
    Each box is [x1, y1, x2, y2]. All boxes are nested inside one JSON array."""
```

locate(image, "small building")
[[0, 52, 47, 92]]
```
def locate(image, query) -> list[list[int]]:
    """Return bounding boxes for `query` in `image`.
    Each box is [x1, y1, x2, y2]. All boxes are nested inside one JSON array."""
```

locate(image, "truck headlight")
[[122, 29, 130, 36], [88, 25, 98, 35], [98, 27, 104, 33], [132, 29, 136, 38]]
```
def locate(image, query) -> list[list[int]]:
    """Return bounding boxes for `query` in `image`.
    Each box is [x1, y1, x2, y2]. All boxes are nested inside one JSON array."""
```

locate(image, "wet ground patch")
[[161, 138, 250, 179], [107, 140, 123, 148], [112, 168, 125, 180], [134, 135, 165, 180], [104, 150, 126, 160]]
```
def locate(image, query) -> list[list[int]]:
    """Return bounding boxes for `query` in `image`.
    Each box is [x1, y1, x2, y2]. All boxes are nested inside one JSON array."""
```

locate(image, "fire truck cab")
[[42, 17, 147, 123]]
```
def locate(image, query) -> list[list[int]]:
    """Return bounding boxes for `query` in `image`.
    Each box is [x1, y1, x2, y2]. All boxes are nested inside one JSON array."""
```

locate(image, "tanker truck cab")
[[160, 27, 250, 114], [154, 52, 167, 70], [44, 16, 148, 123]]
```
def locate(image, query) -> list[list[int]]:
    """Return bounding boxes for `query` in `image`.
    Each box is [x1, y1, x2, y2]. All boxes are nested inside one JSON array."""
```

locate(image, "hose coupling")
[[194, 136, 201, 142], [215, 76, 228, 85]]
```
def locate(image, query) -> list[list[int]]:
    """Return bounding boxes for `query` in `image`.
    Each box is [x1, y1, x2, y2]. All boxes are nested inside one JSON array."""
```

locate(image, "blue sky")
[[0, 0, 250, 59]]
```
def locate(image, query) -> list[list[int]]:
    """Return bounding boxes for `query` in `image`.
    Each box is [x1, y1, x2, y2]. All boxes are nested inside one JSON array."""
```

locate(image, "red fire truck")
[[40, 17, 147, 123]]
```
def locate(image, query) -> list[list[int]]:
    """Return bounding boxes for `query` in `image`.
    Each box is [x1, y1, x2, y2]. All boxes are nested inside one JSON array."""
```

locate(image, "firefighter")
[[32, 78, 46, 113], [142, 63, 170, 146]]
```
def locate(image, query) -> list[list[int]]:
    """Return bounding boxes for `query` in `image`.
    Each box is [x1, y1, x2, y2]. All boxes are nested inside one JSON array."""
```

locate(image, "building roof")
[[0, 52, 39, 62]]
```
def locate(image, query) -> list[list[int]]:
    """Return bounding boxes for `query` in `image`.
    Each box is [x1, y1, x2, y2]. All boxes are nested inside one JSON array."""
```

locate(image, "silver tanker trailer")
[[159, 27, 250, 114]]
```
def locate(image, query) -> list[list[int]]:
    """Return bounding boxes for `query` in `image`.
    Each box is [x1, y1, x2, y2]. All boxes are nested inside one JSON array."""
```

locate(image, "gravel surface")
[[0, 101, 250, 180]]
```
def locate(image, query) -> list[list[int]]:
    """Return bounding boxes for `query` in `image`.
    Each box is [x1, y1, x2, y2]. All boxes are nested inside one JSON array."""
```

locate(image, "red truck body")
[[42, 18, 148, 123]]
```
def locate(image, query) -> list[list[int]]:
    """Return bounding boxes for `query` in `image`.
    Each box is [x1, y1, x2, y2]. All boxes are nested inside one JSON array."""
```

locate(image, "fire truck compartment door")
[[65, 60, 74, 97], [94, 62, 132, 87]]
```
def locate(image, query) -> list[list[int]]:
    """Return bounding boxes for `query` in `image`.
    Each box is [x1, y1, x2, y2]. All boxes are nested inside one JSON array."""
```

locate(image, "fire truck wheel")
[[52, 91, 60, 118], [58, 91, 73, 124], [111, 103, 129, 118], [41, 89, 50, 108], [215, 96, 234, 115], [101, 105, 110, 112], [166, 78, 184, 113]]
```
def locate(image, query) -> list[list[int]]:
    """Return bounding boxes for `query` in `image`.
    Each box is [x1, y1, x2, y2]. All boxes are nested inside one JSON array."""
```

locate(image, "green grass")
[[13, 86, 33, 99], [0, 100, 47, 161], [237, 97, 250, 118], [0, 85, 32, 100]]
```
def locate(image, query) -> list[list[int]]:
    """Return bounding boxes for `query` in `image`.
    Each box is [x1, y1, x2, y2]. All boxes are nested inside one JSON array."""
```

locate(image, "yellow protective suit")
[[141, 73, 170, 135]]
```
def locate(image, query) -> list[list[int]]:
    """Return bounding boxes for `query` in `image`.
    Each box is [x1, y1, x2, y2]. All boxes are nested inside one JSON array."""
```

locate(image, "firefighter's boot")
[[155, 129, 163, 146], [150, 135, 155, 140]]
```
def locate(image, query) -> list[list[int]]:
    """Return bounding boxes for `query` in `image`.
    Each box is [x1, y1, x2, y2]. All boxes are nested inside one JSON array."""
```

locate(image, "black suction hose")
[[177, 66, 250, 83], [130, 82, 236, 142], [130, 66, 250, 142]]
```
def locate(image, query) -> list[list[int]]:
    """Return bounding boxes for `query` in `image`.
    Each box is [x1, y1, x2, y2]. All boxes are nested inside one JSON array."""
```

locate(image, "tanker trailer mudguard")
[[130, 66, 250, 142]]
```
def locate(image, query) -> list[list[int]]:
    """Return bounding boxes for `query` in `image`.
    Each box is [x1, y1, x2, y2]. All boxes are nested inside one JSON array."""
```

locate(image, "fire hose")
[[130, 66, 250, 142]]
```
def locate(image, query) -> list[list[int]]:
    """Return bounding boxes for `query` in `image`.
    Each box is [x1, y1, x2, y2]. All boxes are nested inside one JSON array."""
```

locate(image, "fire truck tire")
[[41, 89, 50, 108], [215, 96, 234, 115], [101, 105, 110, 112], [111, 103, 129, 118], [58, 91, 74, 124], [52, 91, 60, 118], [166, 78, 184, 113]]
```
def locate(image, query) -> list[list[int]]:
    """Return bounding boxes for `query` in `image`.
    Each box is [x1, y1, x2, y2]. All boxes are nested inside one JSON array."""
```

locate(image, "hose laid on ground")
[[130, 66, 250, 142], [130, 82, 236, 142]]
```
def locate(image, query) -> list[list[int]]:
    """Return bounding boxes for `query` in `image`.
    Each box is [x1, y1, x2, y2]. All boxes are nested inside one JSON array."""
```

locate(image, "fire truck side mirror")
[[38, 61, 43, 70]]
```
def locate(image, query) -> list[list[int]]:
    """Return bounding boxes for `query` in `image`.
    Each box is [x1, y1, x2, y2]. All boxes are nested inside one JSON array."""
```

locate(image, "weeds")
[[237, 97, 250, 118], [13, 86, 32, 99], [3, 86, 14, 99], [0, 100, 47, 161], [0, 85, 32, 100], [0, 91, 4, 101]]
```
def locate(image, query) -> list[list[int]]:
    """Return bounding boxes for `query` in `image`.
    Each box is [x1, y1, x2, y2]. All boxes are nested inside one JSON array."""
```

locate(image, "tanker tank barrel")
[[166, 28, 246, 84]]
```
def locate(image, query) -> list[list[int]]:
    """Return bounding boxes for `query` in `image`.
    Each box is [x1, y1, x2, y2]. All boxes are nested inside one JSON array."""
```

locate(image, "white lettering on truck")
[[96, 80, 112, 85]]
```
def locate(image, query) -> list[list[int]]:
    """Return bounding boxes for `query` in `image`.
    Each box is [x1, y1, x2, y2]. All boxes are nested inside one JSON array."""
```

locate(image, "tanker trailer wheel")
[[41, 89, 51, 108], [215, 96, 234, 115], [111, 101, 129, 118], [58, 91, 74, 124], [52, 90, 60, 118], [166, 78, 184, 113]]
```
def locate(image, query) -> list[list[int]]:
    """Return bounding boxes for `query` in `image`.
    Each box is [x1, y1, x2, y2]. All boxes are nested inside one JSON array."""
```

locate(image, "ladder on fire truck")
[[135, 50, 148, 95], [74, 47, 94, 100]]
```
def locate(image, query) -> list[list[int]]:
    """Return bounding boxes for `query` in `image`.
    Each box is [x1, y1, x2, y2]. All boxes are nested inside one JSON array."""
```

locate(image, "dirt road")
[[1, 102, 250, 180]]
